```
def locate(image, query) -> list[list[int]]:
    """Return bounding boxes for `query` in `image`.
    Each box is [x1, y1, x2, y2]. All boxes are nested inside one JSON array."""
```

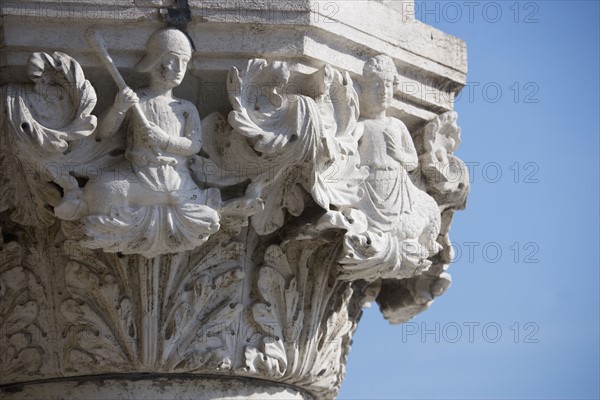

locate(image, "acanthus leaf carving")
[[418, 110, 470, 212], [0, 242, 44, 383], [304, 286, 354, 394], [0, 51, 97, 228], [60, 241, 139, 372], [245, 245, 302, 377], [161, 239, 245, 372], [0, 149, 61, 228], [58, 228, 247, 375], [242, 239, 360, 399]]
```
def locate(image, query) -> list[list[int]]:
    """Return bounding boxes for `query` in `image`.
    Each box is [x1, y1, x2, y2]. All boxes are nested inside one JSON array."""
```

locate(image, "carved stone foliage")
[[0, 26, 468, 399], [0, 51, 97, 228], [244, 242, 359, 398], [0, 224, 362, 399], [59, 236, 245, 373], [0, 241, 45, 379]]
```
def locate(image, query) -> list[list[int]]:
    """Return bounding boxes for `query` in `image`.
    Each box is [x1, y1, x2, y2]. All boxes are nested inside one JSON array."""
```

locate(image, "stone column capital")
[[0, 2, 468, 398]]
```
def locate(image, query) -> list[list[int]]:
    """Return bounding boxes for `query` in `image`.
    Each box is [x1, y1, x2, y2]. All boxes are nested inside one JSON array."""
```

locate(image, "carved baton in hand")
[[85, 28, 159, 150]]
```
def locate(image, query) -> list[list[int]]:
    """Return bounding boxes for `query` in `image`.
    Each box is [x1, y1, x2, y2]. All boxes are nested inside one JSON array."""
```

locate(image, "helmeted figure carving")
[[58, 28, 221, 257]]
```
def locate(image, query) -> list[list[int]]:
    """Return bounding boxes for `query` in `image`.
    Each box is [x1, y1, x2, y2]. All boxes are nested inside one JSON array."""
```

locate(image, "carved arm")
[[384, 119, 418, 171], [97, 88, 136, 140], [160, 103, 202, 157]]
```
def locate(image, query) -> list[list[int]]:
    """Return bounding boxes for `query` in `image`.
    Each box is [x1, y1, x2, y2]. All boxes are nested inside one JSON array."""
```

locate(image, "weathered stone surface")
[[0, 376, 312, 400], [0, 1, 468, 398], [1, 0, 466, 130]]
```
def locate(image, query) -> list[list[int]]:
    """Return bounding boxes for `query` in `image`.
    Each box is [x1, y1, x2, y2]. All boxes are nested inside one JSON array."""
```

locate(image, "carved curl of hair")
[[363, 54, 400, 86]]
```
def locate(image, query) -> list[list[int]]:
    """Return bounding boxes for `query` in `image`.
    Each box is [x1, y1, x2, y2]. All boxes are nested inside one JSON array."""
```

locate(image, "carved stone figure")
[[375, 111, 470, 324], [58, 28, 221, 257], [336, 55, 442, 281]]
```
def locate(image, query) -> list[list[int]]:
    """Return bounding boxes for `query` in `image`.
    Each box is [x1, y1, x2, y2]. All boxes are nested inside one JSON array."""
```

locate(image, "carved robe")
[[356, 117, 418, 233], [339, 116, 442, 281], [78, 95, 220, 258]]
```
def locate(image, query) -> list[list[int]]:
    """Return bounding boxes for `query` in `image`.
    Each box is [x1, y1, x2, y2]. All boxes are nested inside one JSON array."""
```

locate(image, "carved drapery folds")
[[0, 27, 468, 399]]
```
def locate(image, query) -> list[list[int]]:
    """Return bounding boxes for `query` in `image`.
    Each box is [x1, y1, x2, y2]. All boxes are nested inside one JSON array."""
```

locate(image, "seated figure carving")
[[337, 55, 442, 280], [57, 28, 221, 257]]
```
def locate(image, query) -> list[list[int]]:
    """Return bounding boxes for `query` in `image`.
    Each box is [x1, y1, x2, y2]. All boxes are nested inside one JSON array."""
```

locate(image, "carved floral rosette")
[[0, 40, 468, 399]]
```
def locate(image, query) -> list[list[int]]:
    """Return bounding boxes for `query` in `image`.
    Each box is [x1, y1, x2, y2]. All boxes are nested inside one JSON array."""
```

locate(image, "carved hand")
[[113, 87, 139, 114]]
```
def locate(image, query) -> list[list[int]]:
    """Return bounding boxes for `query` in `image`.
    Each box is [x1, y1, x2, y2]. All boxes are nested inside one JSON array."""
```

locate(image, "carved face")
[[362, 74, 394, 113], [154, 52, 190, 87]]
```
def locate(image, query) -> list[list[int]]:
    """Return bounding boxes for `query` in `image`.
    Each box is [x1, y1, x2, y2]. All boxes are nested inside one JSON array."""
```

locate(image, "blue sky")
[[339, 1, 600, 399]]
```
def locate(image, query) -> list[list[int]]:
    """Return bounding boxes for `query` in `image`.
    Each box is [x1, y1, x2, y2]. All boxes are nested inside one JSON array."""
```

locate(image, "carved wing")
[[199, 60, 326, 235], [194, 59, 366, 235], [227, 59, 302, 154]]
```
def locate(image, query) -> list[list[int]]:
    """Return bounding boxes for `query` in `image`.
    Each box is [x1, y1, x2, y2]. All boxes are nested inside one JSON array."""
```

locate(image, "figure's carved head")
[[363, 55, 399, 82], [135, 28, 193, 88], [360, 55, 399, 116]]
